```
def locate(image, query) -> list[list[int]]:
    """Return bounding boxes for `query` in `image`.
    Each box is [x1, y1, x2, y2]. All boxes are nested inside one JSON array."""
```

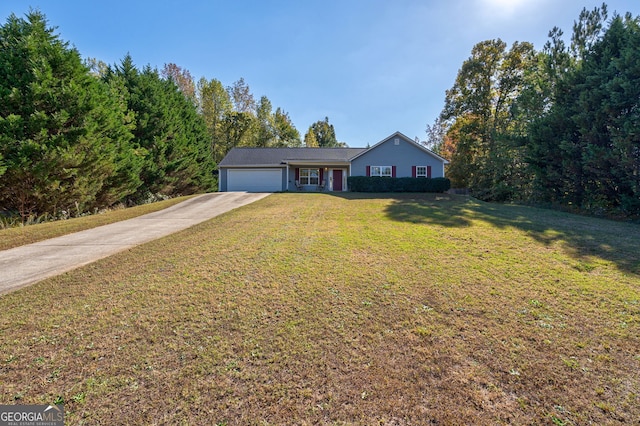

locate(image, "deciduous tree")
[[273, 108, 301, 147], [306, 117, 339, 147], [197, 77, 232, 164], [440, 39, 536, 200], [162, 62, 196, 103]]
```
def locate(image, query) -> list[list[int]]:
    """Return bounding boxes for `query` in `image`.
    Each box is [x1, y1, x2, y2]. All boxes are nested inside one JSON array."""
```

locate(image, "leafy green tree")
[[253, 98, 301, 147], [214, 78, 258, 152], [197, 76, 300, 159], [273, 108, 301, 147], [441, 115, 482, 188], [440, 39, 536, 200], [197, 77, 233, 164], [306, 117, 339, 147], [0, 11, 136, 219], [220, 111, 255, 152], [304, 129, 319, 147], [255, 96, 275, 147]]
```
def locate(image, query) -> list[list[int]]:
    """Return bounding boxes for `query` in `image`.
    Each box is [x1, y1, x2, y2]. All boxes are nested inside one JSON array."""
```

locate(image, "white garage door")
[[227, 169, 282, 192]]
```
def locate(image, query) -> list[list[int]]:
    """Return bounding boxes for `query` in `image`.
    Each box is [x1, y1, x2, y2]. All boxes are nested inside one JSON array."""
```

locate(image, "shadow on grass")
[[381, 193, 474, 228], [278, 191, 640, 274], [465, 201, 640, 275], [352, 192, 640, 276]]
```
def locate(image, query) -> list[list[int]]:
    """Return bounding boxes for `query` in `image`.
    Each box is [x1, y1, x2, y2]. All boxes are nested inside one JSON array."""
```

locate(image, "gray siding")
[[219, 168, 228, 192], [217, 134, 447, 191], [351, 137, 445, 178]]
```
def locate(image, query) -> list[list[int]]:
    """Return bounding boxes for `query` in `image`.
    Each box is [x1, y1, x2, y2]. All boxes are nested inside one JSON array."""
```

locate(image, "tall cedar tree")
[[106, 55, 215, 200], [0, 11, 137, 219]]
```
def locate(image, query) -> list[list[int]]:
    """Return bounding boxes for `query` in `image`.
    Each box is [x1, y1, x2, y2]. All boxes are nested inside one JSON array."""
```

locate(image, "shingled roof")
[[218, 147, 368, 166]]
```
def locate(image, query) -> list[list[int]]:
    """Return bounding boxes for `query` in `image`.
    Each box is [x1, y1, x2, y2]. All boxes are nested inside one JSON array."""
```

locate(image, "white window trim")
[[300, 168, 319, 185], [416, 166, 428, 178], [371, 166, 392, 177]]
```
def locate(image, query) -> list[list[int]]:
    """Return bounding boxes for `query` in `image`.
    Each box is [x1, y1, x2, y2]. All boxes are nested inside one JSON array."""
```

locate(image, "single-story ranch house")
[[218, 131, 449, 192]]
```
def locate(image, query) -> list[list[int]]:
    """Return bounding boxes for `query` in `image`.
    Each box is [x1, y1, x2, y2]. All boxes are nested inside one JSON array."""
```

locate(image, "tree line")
[[0, 10, 340, 221], [428, 3, 640, 218]]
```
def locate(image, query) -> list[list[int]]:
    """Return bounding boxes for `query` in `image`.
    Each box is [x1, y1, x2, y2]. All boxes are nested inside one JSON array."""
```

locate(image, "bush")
[[347, 177, 451, 193]]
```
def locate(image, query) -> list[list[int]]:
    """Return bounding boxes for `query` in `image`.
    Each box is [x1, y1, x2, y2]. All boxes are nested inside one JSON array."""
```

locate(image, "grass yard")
[[0, 193, 638, 425], [0, 195, 196, 251]]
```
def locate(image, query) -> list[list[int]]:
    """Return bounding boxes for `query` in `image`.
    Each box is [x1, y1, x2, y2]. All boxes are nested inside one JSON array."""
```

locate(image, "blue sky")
[[2, 0, 639, 147]]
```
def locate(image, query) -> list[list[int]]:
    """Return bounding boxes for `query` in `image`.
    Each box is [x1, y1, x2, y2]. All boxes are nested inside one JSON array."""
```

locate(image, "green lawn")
[[0, 193, 638, 424], [0, 195, 196, 251]]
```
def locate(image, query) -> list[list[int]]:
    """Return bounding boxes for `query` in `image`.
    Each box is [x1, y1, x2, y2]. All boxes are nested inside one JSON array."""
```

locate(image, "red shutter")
[[412, 166, 416, 178], [392, 166, 397, 177], [319, 168, 324, 185], [366, 166, 370, 177], [427, 166, 432, 178], [295, 168, 299, 181]]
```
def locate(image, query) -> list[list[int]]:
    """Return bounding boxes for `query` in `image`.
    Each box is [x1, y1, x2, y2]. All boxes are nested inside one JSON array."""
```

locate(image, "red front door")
[[332, 170, 343, 191]]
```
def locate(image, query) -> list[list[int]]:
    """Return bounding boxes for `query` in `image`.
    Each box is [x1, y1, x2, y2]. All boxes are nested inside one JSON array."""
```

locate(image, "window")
[[370, 166, 392, 177], [300, 168, 319, 185], [413, 165, 431, 178]]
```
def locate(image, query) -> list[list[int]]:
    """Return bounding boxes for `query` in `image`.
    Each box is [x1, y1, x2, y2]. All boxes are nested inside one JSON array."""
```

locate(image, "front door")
[[332, 169, 343, 191]]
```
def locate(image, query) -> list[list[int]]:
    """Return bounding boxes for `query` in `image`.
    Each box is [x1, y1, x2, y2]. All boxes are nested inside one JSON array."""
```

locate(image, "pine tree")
[[527, 9, 640, 215]]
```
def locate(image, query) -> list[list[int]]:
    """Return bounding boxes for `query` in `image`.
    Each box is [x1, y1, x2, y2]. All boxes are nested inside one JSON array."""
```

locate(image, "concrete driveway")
[[0, 192, 270, 295]]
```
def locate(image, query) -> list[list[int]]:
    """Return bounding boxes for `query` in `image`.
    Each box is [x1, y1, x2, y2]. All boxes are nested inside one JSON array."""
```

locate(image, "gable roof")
[[350, 131, 449, 164], [218, 132, 449, 167], [219, 147, 368, 167]]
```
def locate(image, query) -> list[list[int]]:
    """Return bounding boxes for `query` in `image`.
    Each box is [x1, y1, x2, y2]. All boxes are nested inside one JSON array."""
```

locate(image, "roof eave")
[[218, 163, 286, 168], [286, 160, 352, 166]]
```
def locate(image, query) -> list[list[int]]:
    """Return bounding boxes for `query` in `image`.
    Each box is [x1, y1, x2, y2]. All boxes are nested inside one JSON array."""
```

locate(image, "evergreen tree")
[[529, 12, 640, 214], [0, 11, 135, 219], [106, 55, 214, 199]]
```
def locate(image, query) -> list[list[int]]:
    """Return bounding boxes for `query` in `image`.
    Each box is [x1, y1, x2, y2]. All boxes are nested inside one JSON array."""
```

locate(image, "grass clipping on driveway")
[[1, 193, 638, 425]]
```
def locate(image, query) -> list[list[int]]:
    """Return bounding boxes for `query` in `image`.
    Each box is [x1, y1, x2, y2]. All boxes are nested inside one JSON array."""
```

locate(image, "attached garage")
[[226, 168, 283, 192]]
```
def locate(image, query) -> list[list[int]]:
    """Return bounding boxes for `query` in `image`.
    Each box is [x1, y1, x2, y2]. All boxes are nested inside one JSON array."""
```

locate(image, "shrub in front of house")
[[347, 177, 451, 193]]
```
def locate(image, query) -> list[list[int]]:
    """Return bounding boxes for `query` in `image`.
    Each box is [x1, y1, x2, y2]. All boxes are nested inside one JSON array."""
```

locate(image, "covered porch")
[[285, 161, 350, 192]]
